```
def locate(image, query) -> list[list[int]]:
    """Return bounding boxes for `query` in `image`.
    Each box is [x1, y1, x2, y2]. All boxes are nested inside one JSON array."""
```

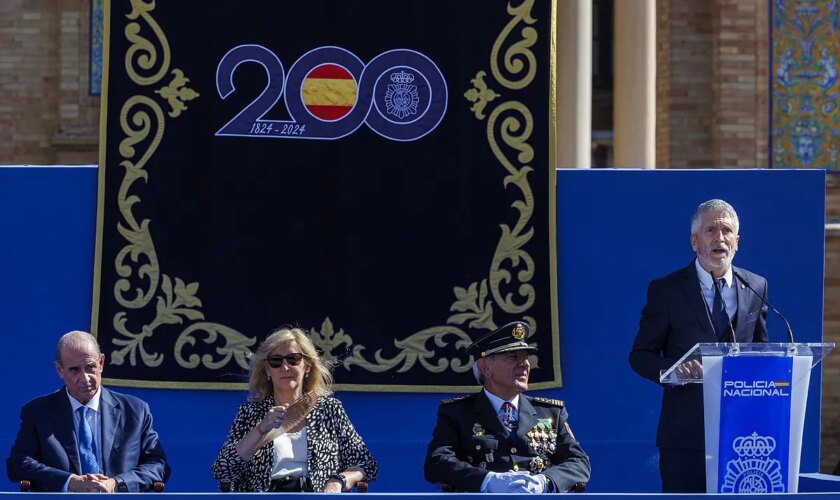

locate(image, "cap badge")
[[512, 323, 526, 340]]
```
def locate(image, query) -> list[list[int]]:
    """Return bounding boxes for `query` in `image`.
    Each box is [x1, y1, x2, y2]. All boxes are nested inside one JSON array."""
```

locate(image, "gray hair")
[[472, 362, 484, 385], [690, 199, 739, 235], [55, 331, 101, 365]]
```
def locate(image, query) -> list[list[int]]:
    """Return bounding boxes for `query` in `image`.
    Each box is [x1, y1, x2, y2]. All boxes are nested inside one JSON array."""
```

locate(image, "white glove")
[[482, 471, 521, 493], [507, 473, 549, 493]]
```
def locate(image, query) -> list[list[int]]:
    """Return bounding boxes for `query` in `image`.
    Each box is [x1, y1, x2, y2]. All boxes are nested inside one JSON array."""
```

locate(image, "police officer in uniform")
[[424, 322, 591, 493]]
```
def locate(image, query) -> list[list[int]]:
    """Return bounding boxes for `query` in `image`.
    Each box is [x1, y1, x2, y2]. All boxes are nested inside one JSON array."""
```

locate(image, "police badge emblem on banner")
[[717, 356, 792, 493]]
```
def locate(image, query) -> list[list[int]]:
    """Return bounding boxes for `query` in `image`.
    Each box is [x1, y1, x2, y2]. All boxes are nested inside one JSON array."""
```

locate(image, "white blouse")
[[269, 427, 309, 480]]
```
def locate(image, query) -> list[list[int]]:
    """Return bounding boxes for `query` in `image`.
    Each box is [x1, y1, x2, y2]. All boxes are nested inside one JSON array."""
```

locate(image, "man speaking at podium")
[[629, 199, 768, 492]]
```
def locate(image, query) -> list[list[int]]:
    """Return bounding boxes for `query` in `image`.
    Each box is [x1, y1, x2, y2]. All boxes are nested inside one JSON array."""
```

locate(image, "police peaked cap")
[[469, 321, 537, 358]]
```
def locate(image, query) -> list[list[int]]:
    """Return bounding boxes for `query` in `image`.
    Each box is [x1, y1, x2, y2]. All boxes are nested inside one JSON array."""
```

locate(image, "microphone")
[[733, 271, 795, 344]]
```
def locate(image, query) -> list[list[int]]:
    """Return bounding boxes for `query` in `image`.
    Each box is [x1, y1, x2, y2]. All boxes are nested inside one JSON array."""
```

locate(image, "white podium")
[[660, 342, 834, 493]]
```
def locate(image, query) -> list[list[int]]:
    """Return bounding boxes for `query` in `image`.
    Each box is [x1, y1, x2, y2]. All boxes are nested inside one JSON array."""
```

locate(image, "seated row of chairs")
[[19, 480, 585, 493]]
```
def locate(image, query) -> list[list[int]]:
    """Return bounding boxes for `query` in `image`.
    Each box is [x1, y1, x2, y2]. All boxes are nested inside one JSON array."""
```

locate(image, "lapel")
[[51, 389, 82, 474], [680, 262, 717, 340], [473, 391, 508, 438], [304, 397, 323, 478], [100, 388, 120, 476], [733, 265, 750, 341], [306, 397, 323, 445], [515, 395, 538, 444]]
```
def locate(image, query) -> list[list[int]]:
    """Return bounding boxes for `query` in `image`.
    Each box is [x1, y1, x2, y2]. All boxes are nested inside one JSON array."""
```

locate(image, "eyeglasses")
[[266, 353, 305, 368]]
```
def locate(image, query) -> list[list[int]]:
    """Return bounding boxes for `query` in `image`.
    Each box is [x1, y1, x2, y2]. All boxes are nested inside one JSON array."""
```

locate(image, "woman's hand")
[[322, 479, 343, 493], [323, 469, 364, 493], [235, 404, 290, 460], [257, 405, 288, 434]]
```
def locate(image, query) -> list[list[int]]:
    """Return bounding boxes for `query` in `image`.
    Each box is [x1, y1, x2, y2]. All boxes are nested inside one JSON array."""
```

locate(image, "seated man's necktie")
[[499, 402, 517, 433], [77, 406, 100, 474]]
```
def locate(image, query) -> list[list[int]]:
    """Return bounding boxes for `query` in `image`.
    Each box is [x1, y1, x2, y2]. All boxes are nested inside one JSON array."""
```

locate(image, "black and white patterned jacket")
[[211, 395, 377, 492]]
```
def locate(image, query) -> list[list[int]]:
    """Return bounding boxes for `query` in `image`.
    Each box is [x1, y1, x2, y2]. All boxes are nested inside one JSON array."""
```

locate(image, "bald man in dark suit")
[[7, 331, 169, 492]]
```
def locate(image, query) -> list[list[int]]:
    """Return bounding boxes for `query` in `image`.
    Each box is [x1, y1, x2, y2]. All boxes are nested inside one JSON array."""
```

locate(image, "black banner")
[[94, 0, 559, 391]]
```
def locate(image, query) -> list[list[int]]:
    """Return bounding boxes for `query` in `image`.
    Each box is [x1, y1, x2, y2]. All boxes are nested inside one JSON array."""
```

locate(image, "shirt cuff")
[[479, 472, 493, 492]]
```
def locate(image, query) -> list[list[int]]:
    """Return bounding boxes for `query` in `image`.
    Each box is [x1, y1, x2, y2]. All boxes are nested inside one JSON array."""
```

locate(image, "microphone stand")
[[733, 271, 797, 355]]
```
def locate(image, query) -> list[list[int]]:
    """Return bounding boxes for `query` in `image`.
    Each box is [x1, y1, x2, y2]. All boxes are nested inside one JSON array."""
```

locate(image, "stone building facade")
[[0, 0, 99, 164]]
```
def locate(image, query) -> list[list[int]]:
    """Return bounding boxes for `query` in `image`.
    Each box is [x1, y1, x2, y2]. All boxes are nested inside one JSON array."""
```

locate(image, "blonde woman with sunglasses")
[[212, 327, 377, 492]]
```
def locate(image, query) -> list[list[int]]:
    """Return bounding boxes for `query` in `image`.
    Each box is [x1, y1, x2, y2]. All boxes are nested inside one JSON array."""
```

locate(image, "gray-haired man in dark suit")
[[425, 321, 590, 493], [630, 199, 768, 492]]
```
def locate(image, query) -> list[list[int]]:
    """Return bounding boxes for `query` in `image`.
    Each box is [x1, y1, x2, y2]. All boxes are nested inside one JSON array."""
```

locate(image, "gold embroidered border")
[[95, 0, 559, 391]]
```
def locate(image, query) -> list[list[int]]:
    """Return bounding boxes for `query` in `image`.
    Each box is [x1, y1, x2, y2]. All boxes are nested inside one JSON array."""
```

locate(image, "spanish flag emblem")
[[302, 64, 357, 121]]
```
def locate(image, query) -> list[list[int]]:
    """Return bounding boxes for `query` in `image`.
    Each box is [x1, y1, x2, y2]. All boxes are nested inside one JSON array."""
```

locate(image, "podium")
[[660, 342, 834, 493]]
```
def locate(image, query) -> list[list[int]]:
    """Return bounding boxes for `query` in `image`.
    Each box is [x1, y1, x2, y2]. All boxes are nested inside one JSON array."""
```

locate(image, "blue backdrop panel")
[[0, 167, 826, 493], [556, 168, 826, 492], [0, 166, 98, 418]]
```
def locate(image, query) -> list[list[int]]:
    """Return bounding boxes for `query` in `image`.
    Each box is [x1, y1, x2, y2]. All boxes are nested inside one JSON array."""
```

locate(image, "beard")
[[699, 245, 736, 271]]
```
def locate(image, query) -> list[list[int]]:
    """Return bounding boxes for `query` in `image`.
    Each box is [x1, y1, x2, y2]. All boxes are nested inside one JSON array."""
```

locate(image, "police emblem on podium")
[[721, 432, 785, 493]]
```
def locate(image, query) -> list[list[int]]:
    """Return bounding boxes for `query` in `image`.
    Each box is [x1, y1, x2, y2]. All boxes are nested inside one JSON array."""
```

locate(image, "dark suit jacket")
[[424, 390, 590, 492], [6, 387, 170, 492], [629, 262, 768, 450]]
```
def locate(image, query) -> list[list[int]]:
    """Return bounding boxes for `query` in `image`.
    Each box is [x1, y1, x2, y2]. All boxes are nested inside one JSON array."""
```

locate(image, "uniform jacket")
[[211, 395, 377, 492], [424, 390, 591, 492], [6, 387, 170, 492], [629, 262, 768, 450]]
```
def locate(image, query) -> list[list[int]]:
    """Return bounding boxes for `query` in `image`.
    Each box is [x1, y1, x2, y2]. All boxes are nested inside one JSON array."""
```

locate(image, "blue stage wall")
[[0, 166, 827, 493]]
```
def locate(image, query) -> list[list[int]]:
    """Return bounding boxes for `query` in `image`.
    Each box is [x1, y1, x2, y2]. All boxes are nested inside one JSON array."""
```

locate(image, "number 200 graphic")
[[215, 45, 448, 142]]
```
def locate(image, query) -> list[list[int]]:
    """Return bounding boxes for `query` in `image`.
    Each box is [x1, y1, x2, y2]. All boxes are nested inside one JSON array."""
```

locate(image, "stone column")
[[556, 0, 592, 168], [613, 0, 656, 168]]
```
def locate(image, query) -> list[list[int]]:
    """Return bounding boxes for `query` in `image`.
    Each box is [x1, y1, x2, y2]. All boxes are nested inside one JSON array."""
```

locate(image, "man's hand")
[[506, 472, 548, 493], [485, 471, 548, 493], [483, 471, 521, 492], [674, 359, 703, 380], [91, 475, 117, 493], [68, 474, 116, 493]]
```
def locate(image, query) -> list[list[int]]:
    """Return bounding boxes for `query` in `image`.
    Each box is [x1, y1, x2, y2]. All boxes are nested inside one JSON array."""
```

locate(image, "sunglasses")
[[266, 353, 305, 368]]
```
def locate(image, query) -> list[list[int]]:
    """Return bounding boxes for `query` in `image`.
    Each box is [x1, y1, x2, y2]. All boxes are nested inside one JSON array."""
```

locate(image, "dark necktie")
[[500, 402, 517, 433], [77, 406, 99, 474], [712, 277, 731, 341]]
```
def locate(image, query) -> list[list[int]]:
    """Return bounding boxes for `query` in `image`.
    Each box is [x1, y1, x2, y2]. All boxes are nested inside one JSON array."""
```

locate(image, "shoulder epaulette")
[[441, 395, 470, 405], [531, 396, 564, 408]]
